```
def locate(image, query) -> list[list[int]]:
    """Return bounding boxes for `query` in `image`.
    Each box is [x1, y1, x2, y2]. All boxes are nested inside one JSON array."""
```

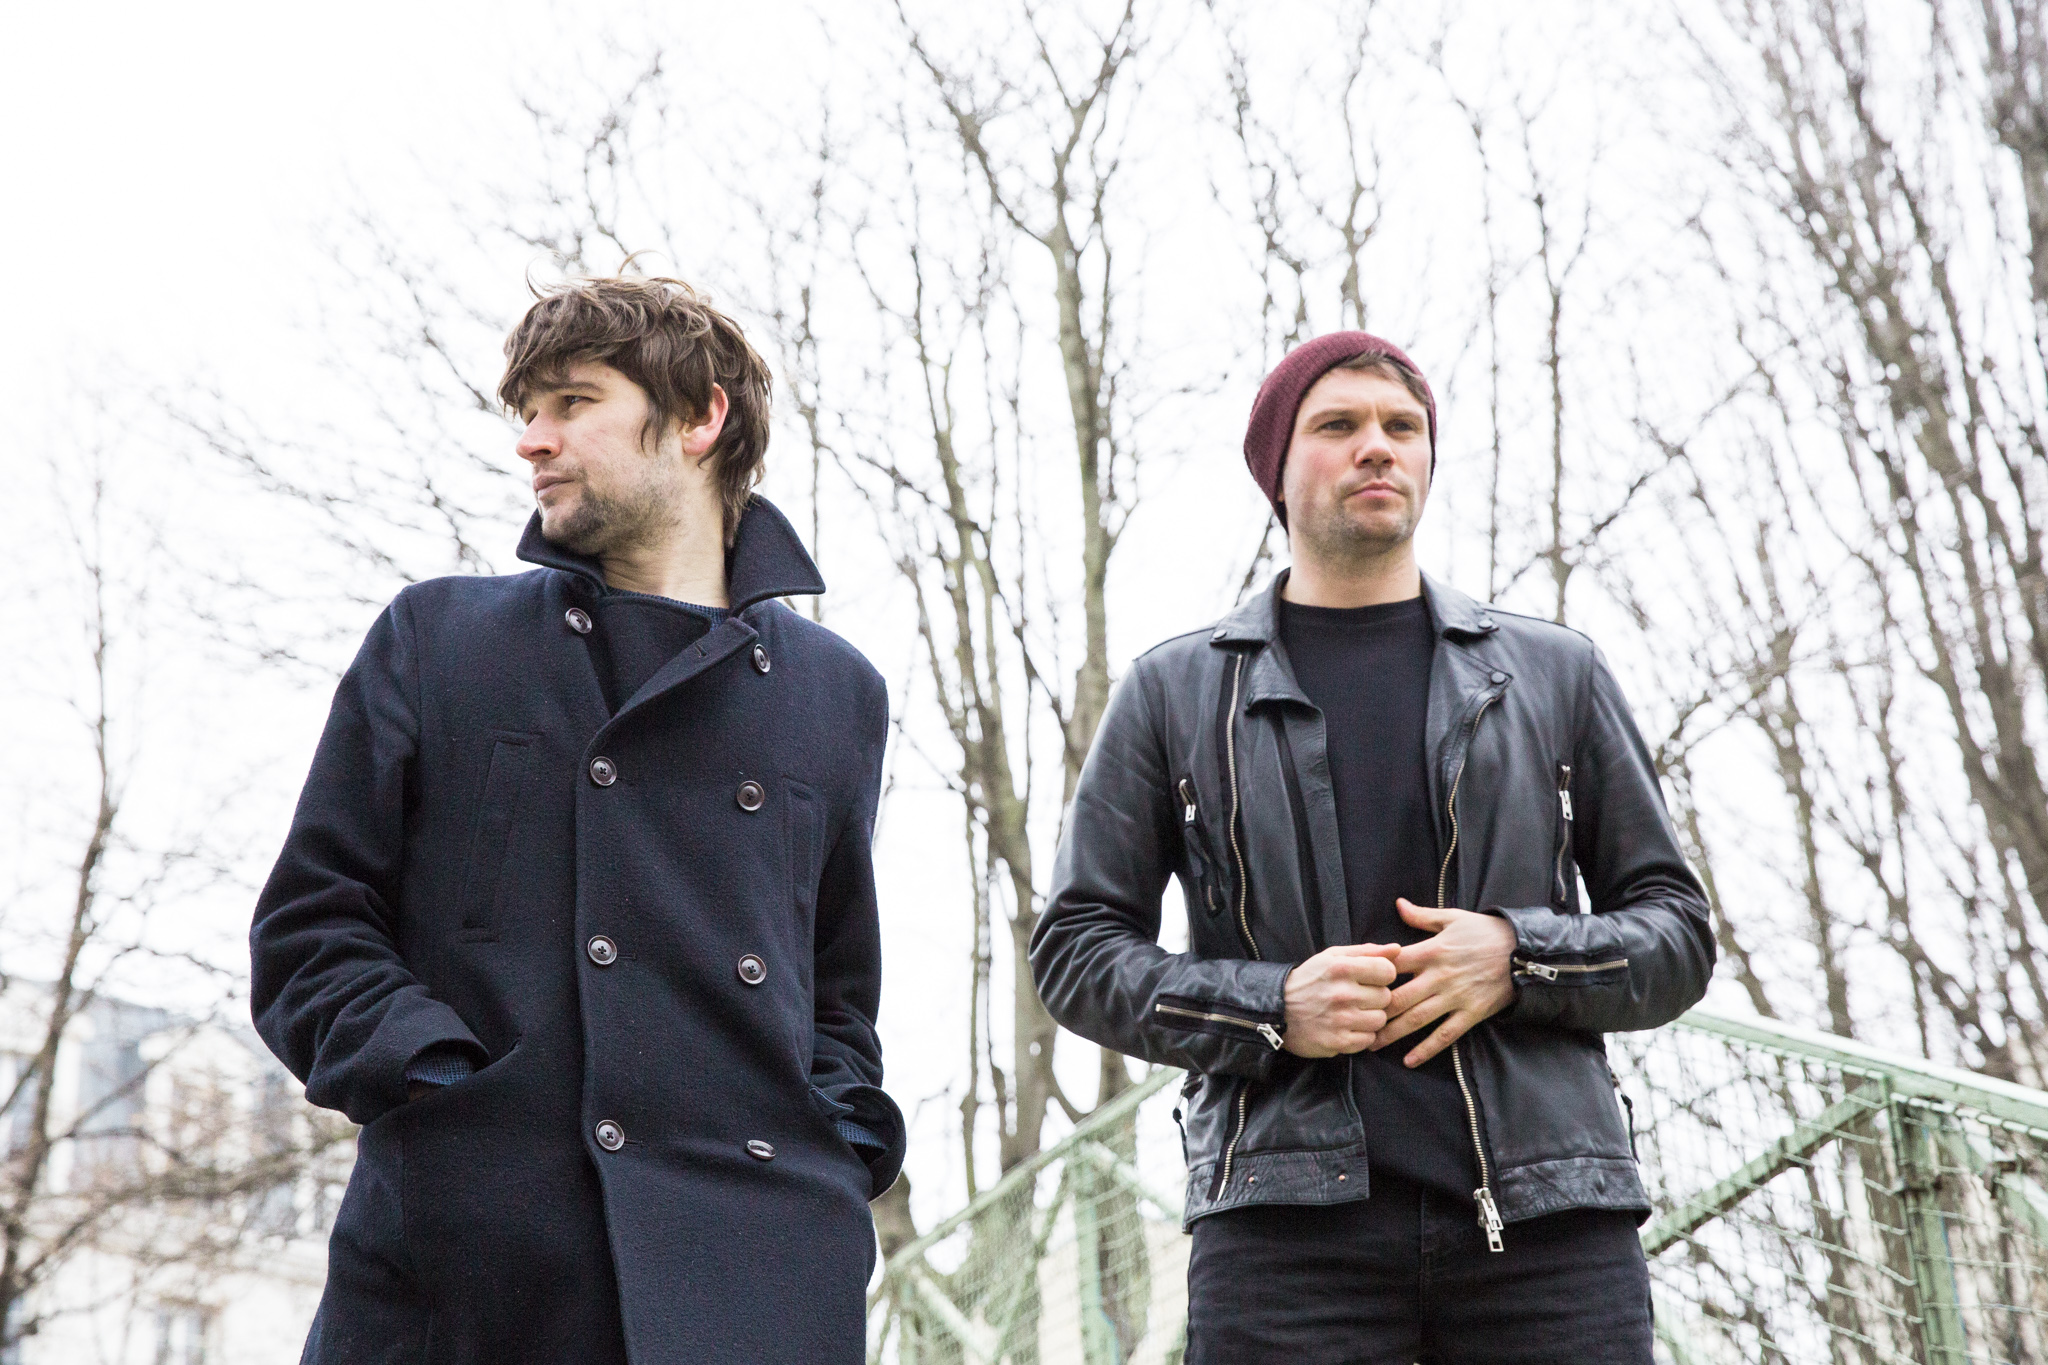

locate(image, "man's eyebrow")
[[531, 378, 604, 396], [1301, 399, 1427, 424]]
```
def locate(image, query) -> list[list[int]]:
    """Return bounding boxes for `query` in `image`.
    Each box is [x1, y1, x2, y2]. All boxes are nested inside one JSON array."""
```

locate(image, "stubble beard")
[[542, 475, 676, 559], [1294, 486, 1419, 576]]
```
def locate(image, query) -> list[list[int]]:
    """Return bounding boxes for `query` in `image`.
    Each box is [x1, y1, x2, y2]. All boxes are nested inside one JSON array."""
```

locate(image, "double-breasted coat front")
[[251, 498, 905, 1365]]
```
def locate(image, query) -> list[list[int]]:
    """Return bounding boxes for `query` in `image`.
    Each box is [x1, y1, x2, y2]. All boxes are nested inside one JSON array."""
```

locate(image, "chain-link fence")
[[1617, 1011, 2048, 1365], [867, 1009, 2048, 1365], [865, 1069, 1189, 1365]]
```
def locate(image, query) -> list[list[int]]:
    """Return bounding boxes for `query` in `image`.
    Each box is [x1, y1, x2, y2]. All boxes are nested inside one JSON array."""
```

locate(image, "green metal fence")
[[867, 1008, 2048, 1364], [1620, 1010, 2048, 1364]]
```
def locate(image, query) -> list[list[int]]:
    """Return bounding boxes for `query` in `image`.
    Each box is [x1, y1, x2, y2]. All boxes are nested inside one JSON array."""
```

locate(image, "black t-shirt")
[[588, 588, 726, 714], [1277, 595, 1478, 1203]]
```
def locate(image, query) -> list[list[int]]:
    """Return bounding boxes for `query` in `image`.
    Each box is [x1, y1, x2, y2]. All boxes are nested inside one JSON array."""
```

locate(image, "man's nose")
[[1352, 423, 1395, 466], [515, 418, 557, 465]]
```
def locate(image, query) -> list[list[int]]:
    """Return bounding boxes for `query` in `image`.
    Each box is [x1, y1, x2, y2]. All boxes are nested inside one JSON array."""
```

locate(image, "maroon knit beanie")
[[1243, 331, 1437, 522]]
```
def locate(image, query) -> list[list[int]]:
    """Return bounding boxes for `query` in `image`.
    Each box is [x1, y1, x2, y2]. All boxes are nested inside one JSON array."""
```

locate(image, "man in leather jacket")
[[1030, 332, 1714, 1363]]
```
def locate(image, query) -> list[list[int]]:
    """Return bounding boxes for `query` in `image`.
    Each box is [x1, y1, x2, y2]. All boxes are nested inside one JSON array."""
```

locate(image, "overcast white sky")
[[7, 0, 1239, 1223], [7, 0, 1789, 1234]]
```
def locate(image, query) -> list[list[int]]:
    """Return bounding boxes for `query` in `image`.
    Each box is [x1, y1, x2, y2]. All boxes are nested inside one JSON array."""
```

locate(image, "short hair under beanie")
[[1242, 331, 1437, 520]]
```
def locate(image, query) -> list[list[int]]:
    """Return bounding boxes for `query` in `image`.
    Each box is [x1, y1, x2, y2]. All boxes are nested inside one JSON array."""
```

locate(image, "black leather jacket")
[[1031, 573, 1714, 1241]]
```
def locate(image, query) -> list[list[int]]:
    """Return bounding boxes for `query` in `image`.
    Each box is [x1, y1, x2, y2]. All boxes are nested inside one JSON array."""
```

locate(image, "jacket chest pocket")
[[455, 733, 537, 939], [788, 779, 822, 919], [1177, 778, 1228, 922], [1553, 762, 1582, 914]]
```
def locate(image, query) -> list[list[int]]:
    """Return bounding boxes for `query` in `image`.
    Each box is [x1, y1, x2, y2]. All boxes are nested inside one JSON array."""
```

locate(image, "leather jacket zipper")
[[1437, 687, 1505, 1251], [1212, 652, 1259, 1201], [1179, 778, 1222, 916], [1218, 1080, 1251, 1193], [1453, 1043, 1505, 1252], [1225, 652, 1257, 960], [1154, 1001, 1284, 1050], [1554, 763, 1574, 906], [1514, 956, 1628, 981]]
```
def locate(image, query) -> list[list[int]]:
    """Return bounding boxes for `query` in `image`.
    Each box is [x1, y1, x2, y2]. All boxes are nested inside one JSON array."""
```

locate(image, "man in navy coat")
[[251, 275, 905, 1364]]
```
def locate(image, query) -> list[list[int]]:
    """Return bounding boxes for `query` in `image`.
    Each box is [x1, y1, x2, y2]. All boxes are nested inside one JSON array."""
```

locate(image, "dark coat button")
[[587, 935, 618, 966], [736, 780, 764, 811], [565, 607, 592, 635], [752, 645, 771, 674], [737, 954, 766, 985], [595, 1120, 625, 1151], [745, 1139, 775, 1161], [590, 757, 618, 787]]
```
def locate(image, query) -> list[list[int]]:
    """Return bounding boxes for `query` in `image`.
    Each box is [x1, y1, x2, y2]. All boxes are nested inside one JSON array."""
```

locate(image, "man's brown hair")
[[499, 276, 773, 544], [1332, 350, 1432, 418]]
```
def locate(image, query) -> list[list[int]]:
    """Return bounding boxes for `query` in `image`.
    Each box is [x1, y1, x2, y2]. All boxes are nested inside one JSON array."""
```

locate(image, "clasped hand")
[[1281, 899, 1515, 1067]]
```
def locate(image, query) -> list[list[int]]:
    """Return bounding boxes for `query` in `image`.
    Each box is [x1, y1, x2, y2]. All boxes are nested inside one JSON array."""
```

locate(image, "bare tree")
[[1651, 0, 2048, 1071], [2, 445, 349, 1355]]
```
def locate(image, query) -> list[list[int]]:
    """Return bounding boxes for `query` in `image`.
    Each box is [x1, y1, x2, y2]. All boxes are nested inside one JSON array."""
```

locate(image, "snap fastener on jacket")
[[1490, 671, 1508, 685], [595, 1120, 625, 1151], [590, 757, 618, 787], [746, 1139, 775, 1161], [565, 607, 592, 635], [736, 780, 764, 811], [737, 954, 766, 985], [752, 645, 771, 674], [587, 935, 618, 967]]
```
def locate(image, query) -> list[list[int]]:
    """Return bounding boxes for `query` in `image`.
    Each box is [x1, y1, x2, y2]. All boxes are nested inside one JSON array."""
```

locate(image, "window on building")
[[153, 1305, 213, 1365], [74, 1036, 147, 1181]]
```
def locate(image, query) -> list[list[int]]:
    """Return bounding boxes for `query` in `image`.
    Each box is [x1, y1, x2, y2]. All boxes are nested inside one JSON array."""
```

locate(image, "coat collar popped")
[[515, 494, 827, 613]]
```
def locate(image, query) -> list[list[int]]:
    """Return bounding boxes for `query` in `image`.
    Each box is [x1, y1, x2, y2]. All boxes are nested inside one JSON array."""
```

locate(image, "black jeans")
[[1185, 1172, 1654, 1365]]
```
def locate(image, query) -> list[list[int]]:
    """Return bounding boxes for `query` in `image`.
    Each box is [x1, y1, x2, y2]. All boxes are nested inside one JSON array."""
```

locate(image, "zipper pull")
[[1515, 957, 1560, 982], [1557, 764, 1574, 822], [1179, 778, 1198, 825], [1476, 1187, 1505, 1252], [1256, 1023, 1284, 1051]]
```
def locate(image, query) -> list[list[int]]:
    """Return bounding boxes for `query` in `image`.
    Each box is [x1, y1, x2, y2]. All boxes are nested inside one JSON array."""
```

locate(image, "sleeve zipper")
[[1154, 1001, 1284, 1051], [1513, 956, 1629, 982]]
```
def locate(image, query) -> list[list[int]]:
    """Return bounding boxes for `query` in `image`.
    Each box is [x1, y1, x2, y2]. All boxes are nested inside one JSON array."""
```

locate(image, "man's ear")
[[679, 384, 730, 461]]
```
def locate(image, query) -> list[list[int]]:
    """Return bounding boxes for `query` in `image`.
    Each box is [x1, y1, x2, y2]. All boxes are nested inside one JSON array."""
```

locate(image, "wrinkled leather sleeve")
[[1493, 646, 1715, 1033], [1031, 658, 1295, 1080]]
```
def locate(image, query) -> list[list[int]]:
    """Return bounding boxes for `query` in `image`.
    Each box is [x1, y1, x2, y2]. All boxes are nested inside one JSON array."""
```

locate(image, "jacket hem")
[[1181, 1141, 1371, 1229], [1494, 1154, 1649, 1225]]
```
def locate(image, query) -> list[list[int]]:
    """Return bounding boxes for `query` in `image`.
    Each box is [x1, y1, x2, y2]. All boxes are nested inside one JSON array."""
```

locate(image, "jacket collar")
[[1214, 569, 1500, 710], [515, 494, 827, 613], [1210, 569, 1500, 648]]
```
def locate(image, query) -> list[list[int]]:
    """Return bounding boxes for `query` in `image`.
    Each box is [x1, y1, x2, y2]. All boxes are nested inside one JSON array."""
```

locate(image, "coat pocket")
[[455, 734, 537, 939], [787, 778, 822, 919]]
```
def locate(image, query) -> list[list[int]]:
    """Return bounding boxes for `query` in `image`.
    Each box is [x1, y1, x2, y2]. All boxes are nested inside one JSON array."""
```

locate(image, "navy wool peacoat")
[[251, 497, 906, 1365]]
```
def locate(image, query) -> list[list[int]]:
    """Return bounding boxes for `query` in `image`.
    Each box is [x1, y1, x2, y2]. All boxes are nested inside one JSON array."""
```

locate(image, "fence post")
[[1891, 1099, 1968, 1364], [1073, 1160, 1118, 1364]]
